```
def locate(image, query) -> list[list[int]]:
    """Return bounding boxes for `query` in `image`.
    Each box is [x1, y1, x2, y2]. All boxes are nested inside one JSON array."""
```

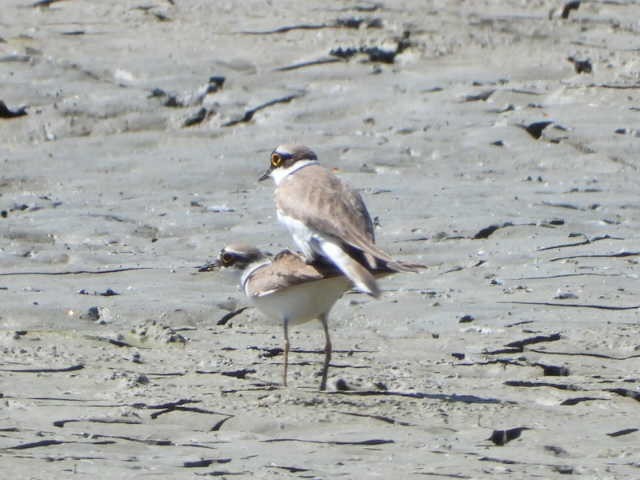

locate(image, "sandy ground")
[[1, 0, 640, 478]]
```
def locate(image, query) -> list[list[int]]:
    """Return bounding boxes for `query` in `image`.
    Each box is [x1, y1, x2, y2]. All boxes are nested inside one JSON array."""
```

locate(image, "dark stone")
[[561, 1, 581, 19], [489, 427, 530, 446]]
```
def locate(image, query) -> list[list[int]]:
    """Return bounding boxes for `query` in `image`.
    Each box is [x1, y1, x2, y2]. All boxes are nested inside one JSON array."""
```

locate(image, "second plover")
[[214, 243, 403, 390]]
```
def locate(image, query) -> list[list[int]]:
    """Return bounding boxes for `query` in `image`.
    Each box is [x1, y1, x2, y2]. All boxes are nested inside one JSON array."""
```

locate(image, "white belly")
[[248, 276, 350, 325]]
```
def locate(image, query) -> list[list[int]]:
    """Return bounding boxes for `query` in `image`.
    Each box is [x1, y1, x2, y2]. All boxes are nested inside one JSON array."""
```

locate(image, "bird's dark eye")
[[221, 252, 234, 265], [271, 153, 283, 167]]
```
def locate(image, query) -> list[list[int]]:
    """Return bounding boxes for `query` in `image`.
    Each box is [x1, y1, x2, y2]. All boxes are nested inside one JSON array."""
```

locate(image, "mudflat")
[[1, 1, 639, 478]]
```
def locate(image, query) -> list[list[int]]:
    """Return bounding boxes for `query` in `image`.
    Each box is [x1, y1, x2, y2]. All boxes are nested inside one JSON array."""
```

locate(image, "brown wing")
[[246, 249, 425, 297], [343, 176, 375, 243], [245, 250, 337, 297], [276, 164, 403, 268]]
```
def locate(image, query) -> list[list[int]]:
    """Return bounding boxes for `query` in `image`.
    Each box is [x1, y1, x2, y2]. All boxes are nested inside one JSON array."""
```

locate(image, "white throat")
[[270, 159, 318, 186]]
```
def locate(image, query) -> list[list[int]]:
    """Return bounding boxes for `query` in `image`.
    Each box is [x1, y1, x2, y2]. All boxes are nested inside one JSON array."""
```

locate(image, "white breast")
[[248, 275, 351, 326]]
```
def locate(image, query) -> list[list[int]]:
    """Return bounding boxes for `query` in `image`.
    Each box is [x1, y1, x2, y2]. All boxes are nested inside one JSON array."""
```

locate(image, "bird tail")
[[344, 243, 425, 273], [384, 259, 426, 273], [318, 241, 380, 298]]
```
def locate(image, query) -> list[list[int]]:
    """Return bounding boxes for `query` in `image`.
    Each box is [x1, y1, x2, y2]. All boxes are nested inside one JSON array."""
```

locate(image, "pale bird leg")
[[283, 318, 290, 387], [320, 313, 332, 391]]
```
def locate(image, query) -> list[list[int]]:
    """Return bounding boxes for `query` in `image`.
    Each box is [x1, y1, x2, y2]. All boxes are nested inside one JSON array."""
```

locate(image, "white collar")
[[270, 159, 319, 186], [240, 258, 272, 294]]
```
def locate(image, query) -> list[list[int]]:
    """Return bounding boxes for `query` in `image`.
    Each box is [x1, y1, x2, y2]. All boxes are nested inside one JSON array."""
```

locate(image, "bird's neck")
[[271, 160, 319, 186], [240, 258, 271, 291]]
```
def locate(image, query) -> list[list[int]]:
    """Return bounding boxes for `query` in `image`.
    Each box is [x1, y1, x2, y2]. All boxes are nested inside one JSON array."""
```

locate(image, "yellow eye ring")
[[271, 153, 283, 167], [221, 252, 234, 265]]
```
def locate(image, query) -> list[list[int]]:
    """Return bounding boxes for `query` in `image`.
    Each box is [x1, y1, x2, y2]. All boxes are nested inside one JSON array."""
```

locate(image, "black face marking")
[[218, 246, 264, 269], [271, 151, 295, 169], [259, 146, 318, 182], [219, 250, 238, 267]]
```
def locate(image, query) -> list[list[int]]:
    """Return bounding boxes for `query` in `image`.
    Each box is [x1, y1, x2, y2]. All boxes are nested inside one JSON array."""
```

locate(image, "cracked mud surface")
[[1, 1, 639, 478]]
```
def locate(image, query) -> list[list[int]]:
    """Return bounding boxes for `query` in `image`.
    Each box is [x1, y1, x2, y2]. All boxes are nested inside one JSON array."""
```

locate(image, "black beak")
[[196, 259, 221, 272], [258, 166, 272, 182]]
